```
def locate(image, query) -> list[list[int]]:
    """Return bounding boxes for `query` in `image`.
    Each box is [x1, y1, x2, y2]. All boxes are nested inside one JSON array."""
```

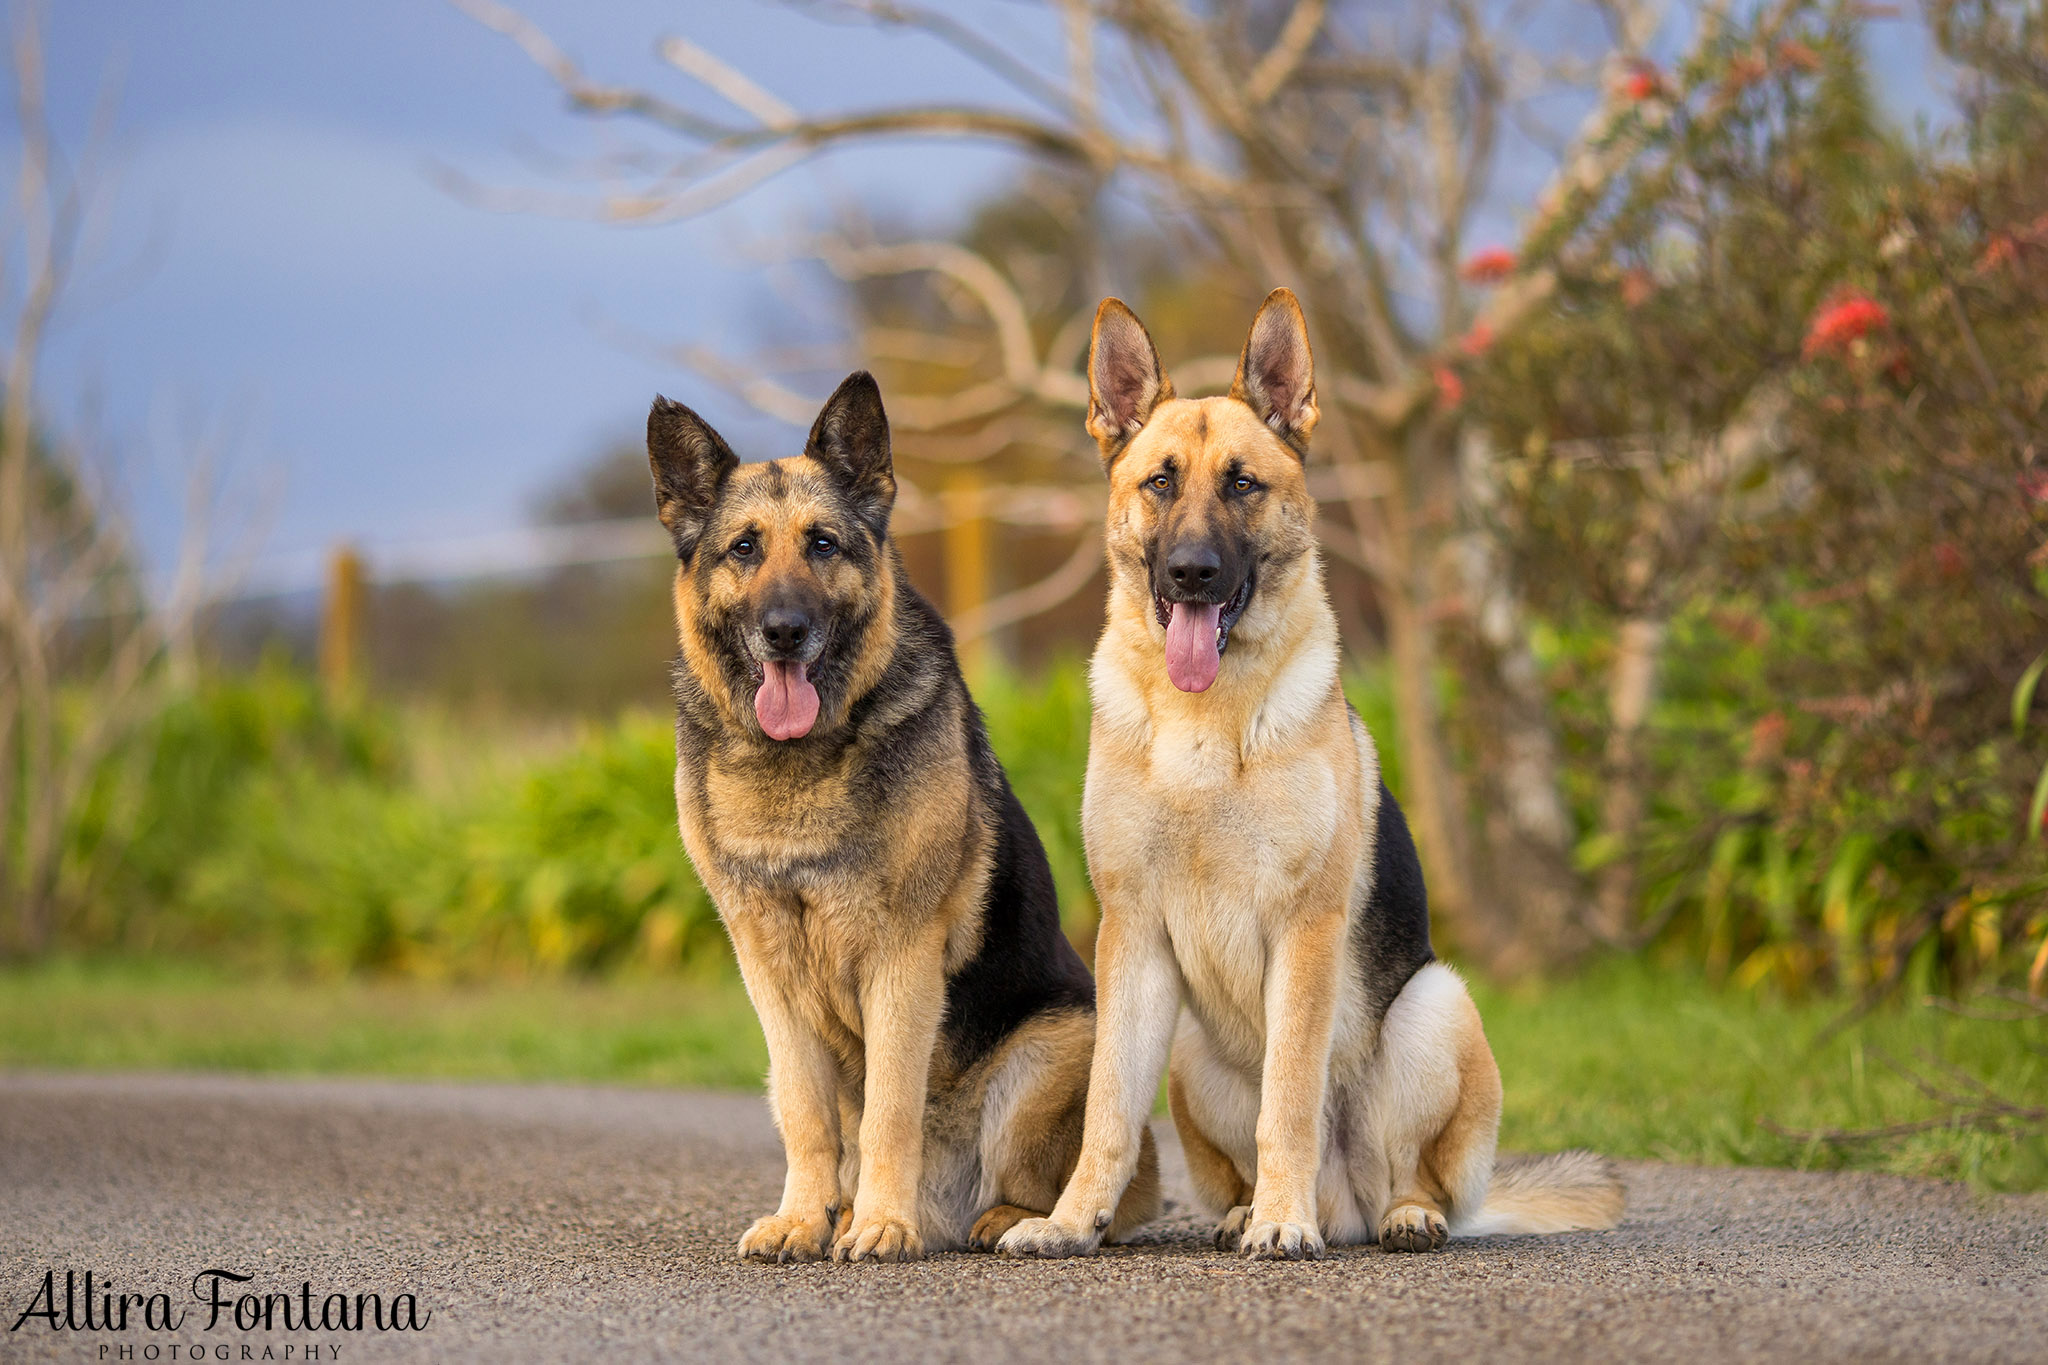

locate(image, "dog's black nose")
[[761, 607, 811, 655], [1167, 544, 1222, 592]]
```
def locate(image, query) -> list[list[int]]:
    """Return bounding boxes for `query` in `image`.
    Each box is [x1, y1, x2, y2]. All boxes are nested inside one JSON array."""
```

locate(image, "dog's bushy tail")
[[1460, 1151, 1624, 1236]]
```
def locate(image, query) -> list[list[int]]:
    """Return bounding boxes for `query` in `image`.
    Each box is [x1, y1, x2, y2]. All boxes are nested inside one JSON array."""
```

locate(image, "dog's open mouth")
[[753, 658, 820, 741], [1153, 572, 1253, 694]]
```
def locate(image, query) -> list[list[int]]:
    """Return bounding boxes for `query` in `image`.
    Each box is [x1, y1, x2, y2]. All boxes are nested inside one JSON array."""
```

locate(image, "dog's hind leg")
[[970, 1005, 1166, 1251], [1364, 962, 1500, 1252], [1167, 1033, 1256, 1249], [1107, 1125, 1162, 1243], [968, 1009, 1093, 1251], [997, 912, 1182, 1257]]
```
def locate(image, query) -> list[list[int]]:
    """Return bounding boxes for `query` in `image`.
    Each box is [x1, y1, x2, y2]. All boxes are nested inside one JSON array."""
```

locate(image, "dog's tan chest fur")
[[1084, 637, 1362, 1068], [700, 757, 858, 863]]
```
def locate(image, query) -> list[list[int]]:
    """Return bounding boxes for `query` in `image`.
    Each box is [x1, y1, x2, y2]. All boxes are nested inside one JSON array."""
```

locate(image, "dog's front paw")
[[997, 1214, 1101, 1259], [738, 1210, 834, 1264], [1240, 1218, 1327, 1261], [833, 1213, 924, 1263], [1214, 1204, 1253, 1251], [1378, 1203, 1448, 1253]]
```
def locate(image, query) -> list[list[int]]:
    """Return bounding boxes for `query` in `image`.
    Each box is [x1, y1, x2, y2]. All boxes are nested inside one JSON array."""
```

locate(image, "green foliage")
[[1529, 589, 2048, 995], [974, 658, 1099, 935], [79, 664, 713, 976], [176, 709, 719, 977], [67, 656, 401, 952]]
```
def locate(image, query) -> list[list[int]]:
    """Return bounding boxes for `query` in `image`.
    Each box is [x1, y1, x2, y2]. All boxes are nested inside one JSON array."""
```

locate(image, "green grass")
[[3, 957, 2041, 1190], [1474, 959, 2047, 1191], [0, 958, 766, 1089]]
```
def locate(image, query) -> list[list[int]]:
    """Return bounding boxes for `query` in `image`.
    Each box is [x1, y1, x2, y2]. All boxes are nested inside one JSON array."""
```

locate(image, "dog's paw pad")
[[1240, 1219, 1327, 1261], [1378, 1204, 1448, 1253]]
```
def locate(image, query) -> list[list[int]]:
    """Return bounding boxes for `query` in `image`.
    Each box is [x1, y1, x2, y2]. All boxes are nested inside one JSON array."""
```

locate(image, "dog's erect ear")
[[1230, 287, 1319, 453], [805, 370, 896, 535], [1086, 297, 1175, 470], [648, 396, 740, 562]]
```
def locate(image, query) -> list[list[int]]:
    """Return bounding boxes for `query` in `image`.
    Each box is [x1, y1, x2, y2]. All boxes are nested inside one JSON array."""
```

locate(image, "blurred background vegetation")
[[2, 0, 2044, 1186]]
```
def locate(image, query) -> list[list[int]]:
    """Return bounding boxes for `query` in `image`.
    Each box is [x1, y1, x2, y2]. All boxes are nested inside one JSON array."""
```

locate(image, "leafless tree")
[[454, 0, 1814, 970], [0, 6, 215, 957]]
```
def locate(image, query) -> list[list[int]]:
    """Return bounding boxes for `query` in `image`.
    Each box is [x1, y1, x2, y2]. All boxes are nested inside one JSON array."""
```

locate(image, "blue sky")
[[36, 1, 1050, 589], [28, 2, 1953, 592]]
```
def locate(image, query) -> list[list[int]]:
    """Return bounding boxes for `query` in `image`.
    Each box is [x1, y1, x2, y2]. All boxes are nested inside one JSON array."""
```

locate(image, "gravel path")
[[2, 1072, 2043, 1363]]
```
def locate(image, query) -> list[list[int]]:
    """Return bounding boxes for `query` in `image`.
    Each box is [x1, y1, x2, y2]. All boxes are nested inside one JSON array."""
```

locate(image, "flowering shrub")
[[1460, 248, 1517, 283], [1463, 6, 2048, 995], [1801, 289, 1889, 358], [1432, 364, 1465, 409], [1621, 64, 1660, 101]]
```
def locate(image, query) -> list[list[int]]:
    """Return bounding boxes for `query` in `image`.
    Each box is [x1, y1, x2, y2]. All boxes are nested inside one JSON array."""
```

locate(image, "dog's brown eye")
[[730, 538, 755, 560], [812, 535, 837, 557], [1150, 474, 1171, 491], [1233, 475, 1257, 492]]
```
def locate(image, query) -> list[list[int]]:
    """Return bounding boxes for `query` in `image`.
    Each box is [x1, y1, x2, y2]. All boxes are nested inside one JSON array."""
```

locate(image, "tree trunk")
[[1591, 614, 1666, 942], [1450, 430, 1592, 972], [1382, 569, 1499, 952], [1372, 427, 1526, 967]]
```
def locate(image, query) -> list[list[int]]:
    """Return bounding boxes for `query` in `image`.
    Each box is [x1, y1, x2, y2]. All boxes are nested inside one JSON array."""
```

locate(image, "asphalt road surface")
[[2, 1072, 2044, 1363]]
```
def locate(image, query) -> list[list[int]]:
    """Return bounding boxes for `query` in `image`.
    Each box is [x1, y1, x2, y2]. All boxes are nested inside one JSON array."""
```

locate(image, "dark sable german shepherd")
[[647, 371, 1159, 1264]]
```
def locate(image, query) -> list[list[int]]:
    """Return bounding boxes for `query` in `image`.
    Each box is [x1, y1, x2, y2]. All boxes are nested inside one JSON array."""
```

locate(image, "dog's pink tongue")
[[1164, 601, 1223, 693], [755, 661, 820, 740]]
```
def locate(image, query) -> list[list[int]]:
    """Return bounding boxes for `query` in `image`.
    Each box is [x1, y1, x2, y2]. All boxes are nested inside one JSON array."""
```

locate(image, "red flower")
[[1458, 322, 1496, 357], [1802, 290, 1889, 359], [1977, 234, 2018, 273], [1621, 64, 1661, 101], [1775, 40, 1821, 72], [1933, 542, 1965, 577], [1432, 365, 1465, 410], [1460, 248, 1516, 283]]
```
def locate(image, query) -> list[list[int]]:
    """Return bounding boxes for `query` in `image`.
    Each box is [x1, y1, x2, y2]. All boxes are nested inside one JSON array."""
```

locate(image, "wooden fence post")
[[320, 543, 365, 701], [943, 470, 992, 679]]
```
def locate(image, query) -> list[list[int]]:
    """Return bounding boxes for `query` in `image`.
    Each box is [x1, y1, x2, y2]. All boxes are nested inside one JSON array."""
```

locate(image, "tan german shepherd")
[[999, 291, 1623, 1260], [649, 372, 1158, 1264]]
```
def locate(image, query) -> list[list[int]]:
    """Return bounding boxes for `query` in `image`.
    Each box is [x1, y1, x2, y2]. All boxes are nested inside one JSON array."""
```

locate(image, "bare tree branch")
[[1246, 0, 1329, 105]]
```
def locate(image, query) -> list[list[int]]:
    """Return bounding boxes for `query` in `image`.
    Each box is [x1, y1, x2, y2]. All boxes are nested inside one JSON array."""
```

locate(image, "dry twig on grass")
[[1760, 1045, 2048, 1147]]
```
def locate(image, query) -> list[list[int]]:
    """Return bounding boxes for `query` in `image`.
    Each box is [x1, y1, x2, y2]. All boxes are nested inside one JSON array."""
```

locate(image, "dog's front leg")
[[999, 908, 1180, 1258], [734, 970, 844, 1264], [1243, 906, 1345, 1260], [834, 925, 947, 1263]]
